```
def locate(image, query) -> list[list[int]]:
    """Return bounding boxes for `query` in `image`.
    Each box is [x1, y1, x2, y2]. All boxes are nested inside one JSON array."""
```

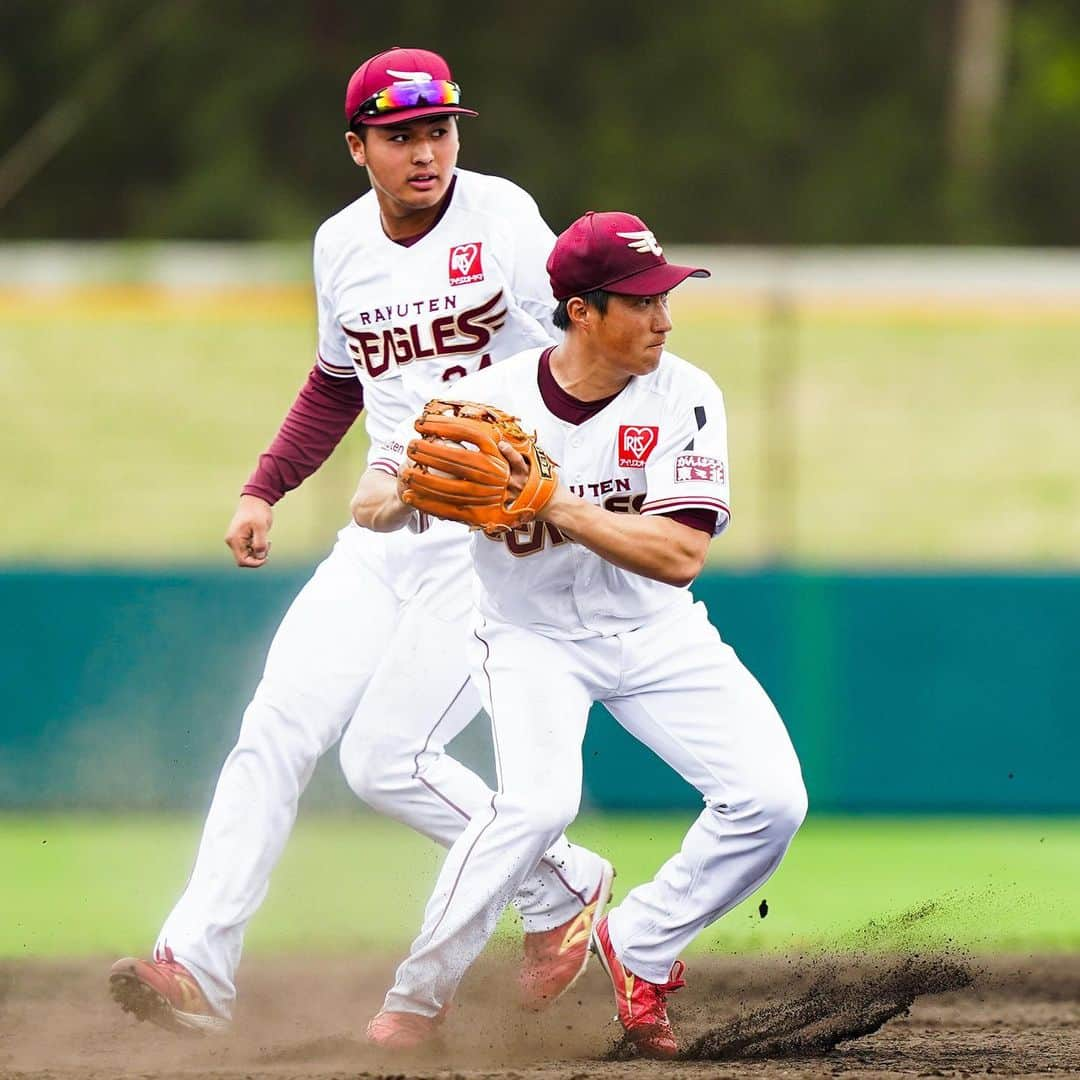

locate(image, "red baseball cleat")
[[590, 914, 686, 1059], [520, 858, 615, 1010], [365, 1008, 444, 1050], [108, 948, 228, 1035]]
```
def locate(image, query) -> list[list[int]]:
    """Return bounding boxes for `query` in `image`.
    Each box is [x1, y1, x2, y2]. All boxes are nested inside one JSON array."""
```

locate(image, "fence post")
[[761, 283, 798, 564]]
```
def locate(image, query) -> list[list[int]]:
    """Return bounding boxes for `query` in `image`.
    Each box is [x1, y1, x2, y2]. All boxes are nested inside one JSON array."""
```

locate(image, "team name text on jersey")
[[343, 291, 508, 379], [492, 483, 646, 558]]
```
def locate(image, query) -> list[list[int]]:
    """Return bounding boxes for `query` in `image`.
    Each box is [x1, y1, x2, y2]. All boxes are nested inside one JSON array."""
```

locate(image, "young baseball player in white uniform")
[[108, 49, 611, 1037], [352, 211, 807, 1057]]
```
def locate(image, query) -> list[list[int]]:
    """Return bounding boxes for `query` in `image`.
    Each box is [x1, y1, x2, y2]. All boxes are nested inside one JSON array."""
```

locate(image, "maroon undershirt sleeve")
[[663, 508, 718, 535], [241, 364, 365, 505]]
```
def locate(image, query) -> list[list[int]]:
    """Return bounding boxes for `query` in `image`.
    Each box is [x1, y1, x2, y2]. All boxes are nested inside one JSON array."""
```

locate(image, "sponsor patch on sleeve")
[[675, 453, 725, 484]]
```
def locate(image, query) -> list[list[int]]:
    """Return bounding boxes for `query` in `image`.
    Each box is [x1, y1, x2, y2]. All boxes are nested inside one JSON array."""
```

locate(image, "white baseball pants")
[[155, 523, 604, 1017], [384, 600, 807, 1015]]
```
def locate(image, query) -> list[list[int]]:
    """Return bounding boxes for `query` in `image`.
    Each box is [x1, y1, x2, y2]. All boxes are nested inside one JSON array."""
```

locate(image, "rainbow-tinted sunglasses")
[[352, 79, 462, 125]]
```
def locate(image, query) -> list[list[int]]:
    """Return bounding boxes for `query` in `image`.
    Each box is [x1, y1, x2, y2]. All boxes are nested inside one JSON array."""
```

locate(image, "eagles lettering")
[[342, 291, 508, 379]]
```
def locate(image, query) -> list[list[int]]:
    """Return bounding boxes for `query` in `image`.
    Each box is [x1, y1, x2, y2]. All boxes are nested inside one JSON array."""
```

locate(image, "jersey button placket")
[[566, 444, 593, 621]]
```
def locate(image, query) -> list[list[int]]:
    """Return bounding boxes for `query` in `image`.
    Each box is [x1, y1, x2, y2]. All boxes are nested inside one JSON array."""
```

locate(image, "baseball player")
[[351, 211, 808, 1057], [108, 48, 612, 1037]]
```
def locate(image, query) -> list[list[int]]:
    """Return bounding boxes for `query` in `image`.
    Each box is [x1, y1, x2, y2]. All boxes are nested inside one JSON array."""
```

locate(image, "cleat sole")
[[109, 968, 229, 1036]]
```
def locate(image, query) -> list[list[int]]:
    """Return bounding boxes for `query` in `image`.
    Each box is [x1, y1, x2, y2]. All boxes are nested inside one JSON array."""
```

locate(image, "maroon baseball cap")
[[546, 211, 710, 301], [344, 46, 478, 128]]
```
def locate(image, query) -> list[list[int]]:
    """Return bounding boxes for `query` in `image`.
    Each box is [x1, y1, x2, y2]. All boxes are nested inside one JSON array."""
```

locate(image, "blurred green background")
[[3, 0, 1080, 244], [2, 0, 1078, 960]]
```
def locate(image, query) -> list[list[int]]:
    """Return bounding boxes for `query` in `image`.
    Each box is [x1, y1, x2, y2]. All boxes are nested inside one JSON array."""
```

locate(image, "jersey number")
[[442, 352, 492, 383], [496, 520, 569, 557]]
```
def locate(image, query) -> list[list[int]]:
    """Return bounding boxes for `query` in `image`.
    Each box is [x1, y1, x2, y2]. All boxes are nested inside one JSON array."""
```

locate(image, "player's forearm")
[[542, 492, 708, 588], [351, 469, 413, 533], [242, 365, 365, 504]]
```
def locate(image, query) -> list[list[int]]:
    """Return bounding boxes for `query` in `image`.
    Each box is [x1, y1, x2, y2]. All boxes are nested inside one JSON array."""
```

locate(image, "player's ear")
[[567, 297, 589, 331], [345, 130, 367, 167]]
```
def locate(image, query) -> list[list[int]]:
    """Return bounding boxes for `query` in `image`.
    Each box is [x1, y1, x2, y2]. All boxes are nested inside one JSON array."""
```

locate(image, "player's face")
[[345, 117, 459, 217], [595, 293, 673, 375]]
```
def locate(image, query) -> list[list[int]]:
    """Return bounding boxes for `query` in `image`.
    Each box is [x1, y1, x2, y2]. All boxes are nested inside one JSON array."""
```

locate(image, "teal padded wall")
[[1, 569, 1077, 812], [582, 572, 1080, 812]]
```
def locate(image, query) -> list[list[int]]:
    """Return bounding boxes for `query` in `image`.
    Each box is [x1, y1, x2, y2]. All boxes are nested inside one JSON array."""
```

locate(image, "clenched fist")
[[225, 494, 274, 568]]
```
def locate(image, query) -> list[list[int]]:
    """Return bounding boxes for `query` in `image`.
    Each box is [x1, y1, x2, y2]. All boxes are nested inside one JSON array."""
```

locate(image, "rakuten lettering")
[[356, 296, 457, 325]]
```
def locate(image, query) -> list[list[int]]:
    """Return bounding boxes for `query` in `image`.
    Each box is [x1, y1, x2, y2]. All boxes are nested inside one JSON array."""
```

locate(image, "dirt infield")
[[2, 952, 1078, 1080]]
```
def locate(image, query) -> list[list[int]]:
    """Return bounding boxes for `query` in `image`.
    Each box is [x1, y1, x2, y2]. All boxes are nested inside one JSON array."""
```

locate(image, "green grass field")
[[4, 813, 1077, 960], [2, 292, 1078, 567]]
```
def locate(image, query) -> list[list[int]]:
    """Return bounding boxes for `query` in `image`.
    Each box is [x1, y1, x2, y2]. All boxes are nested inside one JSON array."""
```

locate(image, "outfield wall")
[[2, 568, 1076, 813]]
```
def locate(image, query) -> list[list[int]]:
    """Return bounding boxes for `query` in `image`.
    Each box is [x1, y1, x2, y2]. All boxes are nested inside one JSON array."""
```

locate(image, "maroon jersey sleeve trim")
[[641, 496, 730, 515], [317, 351, 355, 378], [661, 507, 719, 535]]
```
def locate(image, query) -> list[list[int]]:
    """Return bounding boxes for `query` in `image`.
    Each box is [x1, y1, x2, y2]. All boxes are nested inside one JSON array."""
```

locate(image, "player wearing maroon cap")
[[354, 211, 807, 1057], [107, 48, 612, 1036], [339, 47, 478, 243]]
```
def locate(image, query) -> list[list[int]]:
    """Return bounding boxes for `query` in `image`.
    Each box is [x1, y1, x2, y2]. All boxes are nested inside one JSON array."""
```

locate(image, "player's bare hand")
[[499, 440, 529, 499], [536, 478, 574, 523], [225, 494, 273, 568]]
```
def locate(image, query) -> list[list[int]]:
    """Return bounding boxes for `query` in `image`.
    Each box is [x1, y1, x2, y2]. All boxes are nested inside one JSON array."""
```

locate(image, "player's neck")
[[378, 200, 444, 243], [548, 343, 632, 401]]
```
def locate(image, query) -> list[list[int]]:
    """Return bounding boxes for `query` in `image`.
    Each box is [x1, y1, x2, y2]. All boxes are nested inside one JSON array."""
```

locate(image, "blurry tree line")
[[1, 0, 1078, 244]]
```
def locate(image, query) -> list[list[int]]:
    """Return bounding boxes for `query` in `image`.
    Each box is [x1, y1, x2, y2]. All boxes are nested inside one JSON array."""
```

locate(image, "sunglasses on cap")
[[351, 79, 462, 125]]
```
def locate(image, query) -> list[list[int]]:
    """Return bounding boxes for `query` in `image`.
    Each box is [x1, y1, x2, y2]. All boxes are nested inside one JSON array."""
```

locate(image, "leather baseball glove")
[[400, 398, 558, 536]]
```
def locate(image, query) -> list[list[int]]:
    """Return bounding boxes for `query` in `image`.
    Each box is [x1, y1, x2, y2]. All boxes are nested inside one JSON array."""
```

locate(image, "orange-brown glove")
[[400, 399, 558, 537]]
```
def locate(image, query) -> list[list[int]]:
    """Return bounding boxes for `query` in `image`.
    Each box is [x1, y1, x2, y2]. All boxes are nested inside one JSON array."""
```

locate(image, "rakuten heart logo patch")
[[449, 242, 484, 285], [618, 425, 659, 468]]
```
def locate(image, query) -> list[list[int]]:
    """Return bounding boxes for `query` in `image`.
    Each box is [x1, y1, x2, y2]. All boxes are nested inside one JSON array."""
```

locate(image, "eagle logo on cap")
[[616, 230, 663, 257], [386, 68, 433, 83]]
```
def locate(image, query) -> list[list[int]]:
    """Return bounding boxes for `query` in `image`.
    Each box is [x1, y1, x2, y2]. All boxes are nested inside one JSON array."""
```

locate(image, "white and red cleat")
[[365, 1007, 444, 1050], [108, 948, 228, 1035], [591, 914, 686, 1058], [519, 858, 615, 1010]]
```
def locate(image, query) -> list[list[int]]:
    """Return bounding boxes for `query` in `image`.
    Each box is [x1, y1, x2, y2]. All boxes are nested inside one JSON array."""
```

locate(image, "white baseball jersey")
[[313, 168, 558, 457], [377, 346, 731, 639]]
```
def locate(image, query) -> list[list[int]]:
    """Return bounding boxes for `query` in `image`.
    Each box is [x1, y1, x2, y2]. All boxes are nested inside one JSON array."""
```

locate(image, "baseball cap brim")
[[588, 262, 710, 299], [359, 104, 479, 127]]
